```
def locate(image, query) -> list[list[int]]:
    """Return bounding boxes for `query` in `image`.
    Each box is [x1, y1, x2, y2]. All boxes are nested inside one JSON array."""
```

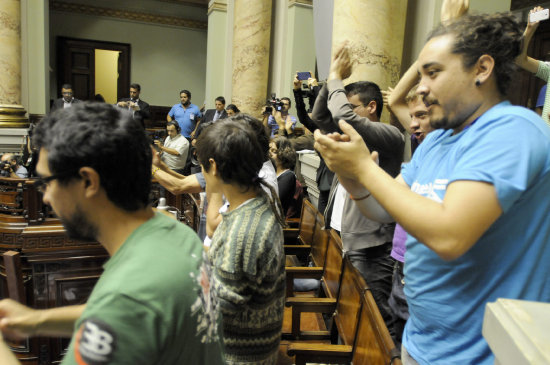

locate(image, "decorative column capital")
[[288, 0, 313, 8], [208, 0, 228, 15]]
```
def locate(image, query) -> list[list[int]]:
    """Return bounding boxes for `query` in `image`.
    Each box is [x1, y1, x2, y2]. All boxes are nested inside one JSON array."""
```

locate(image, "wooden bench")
[[285, 256, 366, 355], [287, 259, 401, 364]]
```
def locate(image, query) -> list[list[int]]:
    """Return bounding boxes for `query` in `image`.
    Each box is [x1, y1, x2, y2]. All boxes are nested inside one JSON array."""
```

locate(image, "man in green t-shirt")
[[0, 103, 225, 364]]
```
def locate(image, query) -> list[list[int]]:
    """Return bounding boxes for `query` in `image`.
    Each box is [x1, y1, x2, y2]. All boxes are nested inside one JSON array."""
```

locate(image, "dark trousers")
[[388, 260, 409, 348], [317, 189, 330, 216], [346, 242, 396, 340]]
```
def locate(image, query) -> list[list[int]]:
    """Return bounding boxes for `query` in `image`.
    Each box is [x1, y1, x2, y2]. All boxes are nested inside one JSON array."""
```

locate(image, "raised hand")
[[440, 0, 469, 24]]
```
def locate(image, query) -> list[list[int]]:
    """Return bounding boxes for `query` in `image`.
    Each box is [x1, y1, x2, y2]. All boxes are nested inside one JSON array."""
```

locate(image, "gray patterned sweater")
[[208, 196, 285, 364]]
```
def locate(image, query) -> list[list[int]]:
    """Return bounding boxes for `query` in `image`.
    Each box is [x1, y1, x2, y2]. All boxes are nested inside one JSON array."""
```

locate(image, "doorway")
[[56, 37, 131, 102]]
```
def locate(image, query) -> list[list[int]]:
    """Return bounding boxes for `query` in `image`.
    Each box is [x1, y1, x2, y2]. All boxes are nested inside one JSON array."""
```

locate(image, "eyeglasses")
[[62, 92, 73, 96], [351, 103, 364, 110], [35, 172, 78, 193]]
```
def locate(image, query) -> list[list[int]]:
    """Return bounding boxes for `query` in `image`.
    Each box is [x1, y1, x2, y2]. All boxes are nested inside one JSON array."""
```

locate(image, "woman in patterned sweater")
[[196, 116, 286, 365]]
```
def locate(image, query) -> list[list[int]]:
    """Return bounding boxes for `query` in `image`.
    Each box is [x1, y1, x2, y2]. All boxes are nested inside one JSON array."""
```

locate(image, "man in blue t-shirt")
[[314, 13, 550, 365], [167, 89, 202, 139]]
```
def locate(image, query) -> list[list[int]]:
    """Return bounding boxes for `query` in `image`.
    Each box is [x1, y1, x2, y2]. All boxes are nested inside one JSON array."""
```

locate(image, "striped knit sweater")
[[208, 196, 285, 365]]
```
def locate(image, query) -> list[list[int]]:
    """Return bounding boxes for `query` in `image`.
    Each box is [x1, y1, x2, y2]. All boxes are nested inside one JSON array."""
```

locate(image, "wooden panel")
[[310, 222, 329, 268], [352, 290, 398, 365], [321, 230, 343, 300], [334, 258, 364, 347], [297, 199, 316, 246], [146, 105, 171, 129]]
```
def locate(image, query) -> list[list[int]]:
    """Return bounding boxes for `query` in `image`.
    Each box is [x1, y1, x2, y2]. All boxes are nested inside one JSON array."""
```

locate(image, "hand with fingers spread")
[[329, 44, 353, 81]]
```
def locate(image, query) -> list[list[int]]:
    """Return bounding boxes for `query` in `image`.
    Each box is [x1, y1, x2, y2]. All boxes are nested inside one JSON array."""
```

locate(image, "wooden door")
[[57, 37, 131, 102]]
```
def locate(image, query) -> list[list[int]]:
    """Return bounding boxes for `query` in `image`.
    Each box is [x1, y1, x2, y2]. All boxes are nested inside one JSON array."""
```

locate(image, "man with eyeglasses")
[[0, 103, 225, 364], [50, 84, 81, 113], [311, 44, 404, 342], [262, 97, 297, 137]]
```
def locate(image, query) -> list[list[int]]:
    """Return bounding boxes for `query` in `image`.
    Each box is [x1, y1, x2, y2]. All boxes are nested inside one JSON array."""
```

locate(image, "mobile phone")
[[297, 72, 311, 81], [530, 9, 549, 23]]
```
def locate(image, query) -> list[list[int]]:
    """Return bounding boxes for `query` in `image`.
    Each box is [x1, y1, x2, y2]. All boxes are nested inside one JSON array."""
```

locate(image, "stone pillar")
[[231, 0, 272, 115], [205, 0, 228, 108], [0, 0, 28, 127], [332, 0, 408, 121]]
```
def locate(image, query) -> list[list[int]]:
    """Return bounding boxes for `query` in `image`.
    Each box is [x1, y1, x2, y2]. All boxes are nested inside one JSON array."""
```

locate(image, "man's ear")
[[366, 100, 378, 117], [208, 158, 218, 176], [475, 54, 495, 85], [78, 167, 101, 198]]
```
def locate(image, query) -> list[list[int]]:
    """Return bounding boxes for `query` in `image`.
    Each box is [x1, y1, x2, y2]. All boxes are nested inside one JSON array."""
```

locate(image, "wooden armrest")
[[285, 266, 323, 278], [285, 266, 323, 297], [285, 297, 336, 313], [286, 218, 300, 228], [283, 227, 299, 236], [288, 343, 352, 363], [284, 244, 311, 256]]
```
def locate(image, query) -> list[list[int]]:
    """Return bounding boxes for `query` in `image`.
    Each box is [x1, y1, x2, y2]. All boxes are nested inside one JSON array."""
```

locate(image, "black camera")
[[263, 94, 285, 115]]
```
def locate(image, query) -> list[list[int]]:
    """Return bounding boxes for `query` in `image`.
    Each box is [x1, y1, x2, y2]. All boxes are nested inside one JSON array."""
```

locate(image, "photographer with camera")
[[0, 154, 28, 178], [261, 96, 296, 138]]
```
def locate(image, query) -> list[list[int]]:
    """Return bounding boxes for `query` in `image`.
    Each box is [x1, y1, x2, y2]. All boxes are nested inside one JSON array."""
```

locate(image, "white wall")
[[49, 11, 207, 106], [401, 0, 512, 71]]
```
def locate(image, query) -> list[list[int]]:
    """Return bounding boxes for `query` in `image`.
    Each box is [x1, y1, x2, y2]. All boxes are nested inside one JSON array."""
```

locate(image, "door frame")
[[56, 37, 131, 102]]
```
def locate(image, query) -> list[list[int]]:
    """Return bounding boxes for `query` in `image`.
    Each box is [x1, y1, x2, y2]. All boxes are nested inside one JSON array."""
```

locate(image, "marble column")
[[332, 0, 408, 121], [231, 0, 272, 115], [0, 0, 28, 128]]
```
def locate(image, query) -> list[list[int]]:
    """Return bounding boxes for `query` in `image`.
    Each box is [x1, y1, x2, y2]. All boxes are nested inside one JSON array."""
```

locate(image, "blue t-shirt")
[[168, 103, 202, 138], [400, 102, 550, 364], [267, 114, 297, 137]]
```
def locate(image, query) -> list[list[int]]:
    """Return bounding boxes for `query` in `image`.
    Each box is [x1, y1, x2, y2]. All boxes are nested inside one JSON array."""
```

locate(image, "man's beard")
[[60, 205, 98, 242], [182, 101, 190, 107], [429, 115, 464, 130]]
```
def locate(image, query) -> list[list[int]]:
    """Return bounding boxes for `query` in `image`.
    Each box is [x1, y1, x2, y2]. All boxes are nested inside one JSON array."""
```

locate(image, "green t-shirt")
[[61, 213, 225, 365]]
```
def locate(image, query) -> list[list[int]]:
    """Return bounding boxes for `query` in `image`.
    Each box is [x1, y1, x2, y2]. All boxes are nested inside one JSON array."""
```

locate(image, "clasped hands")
[[314, 120, 379, 197]]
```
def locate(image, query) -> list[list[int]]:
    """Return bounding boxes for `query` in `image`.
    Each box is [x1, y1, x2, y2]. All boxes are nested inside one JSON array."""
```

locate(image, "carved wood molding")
[[50, 1, 207, 30], [156, 0, 208, 8]]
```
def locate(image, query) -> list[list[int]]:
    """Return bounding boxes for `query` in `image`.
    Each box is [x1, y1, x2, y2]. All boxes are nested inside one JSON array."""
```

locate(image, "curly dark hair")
[[428, 13, 522, 96], [271, 136, 296, 170]]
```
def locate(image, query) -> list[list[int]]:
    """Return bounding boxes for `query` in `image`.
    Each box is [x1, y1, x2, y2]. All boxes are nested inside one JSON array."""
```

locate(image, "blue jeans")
[[347, 242, 395, 340]]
